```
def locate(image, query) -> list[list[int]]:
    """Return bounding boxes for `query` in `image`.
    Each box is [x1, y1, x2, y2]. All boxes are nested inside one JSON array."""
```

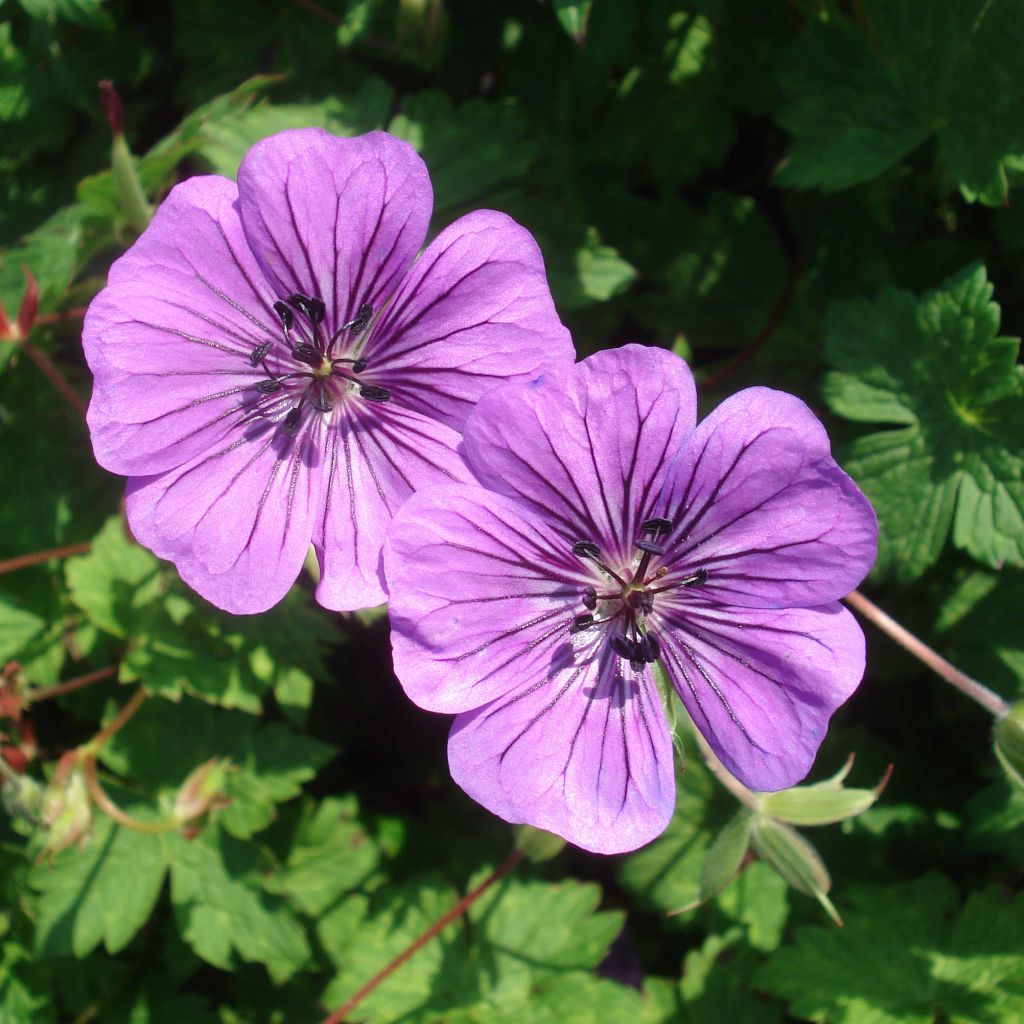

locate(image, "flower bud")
[[759, 755, 892, 827], [751, 817, 842, 926], [39, 752, 93, 857], [172, 758, 232, 836], [671, 810, 754, 914], [994, 703, 1024, 792], [514, 824, 566, 863]]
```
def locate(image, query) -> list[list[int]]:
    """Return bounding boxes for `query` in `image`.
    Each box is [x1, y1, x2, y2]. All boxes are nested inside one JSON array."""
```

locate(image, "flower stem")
[[28, 665, 118, 705], [85, 687, 147, 753], [18, 340, 88, 419], [693, 729, 761, 809], [0, 541, 91, 577], [320, 850, 525, 1024], [35, 306, 87, 327], [82, 755, 178, 834], [844, 589, 1009, 718]]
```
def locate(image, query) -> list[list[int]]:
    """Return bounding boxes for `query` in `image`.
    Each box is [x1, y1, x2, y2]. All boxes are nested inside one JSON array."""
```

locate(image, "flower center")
[[246, 293, 388, 434], [568, 517, 708, 670]]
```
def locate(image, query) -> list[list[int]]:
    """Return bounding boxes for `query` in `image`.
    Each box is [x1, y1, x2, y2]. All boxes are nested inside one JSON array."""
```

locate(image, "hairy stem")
[[28, 665, 118, 704], [0, 541, 91, 577], [82, 756, 178, 834], [86, 687, 147, 752], [845, 589, 1009, 718], [320, 850, 525, 1024], [693, 729, 761, 809]]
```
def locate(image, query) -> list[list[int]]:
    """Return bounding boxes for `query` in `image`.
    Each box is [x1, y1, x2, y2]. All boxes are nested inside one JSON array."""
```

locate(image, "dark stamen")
[[273, 301, 294, 329], [572, 541, 601, 558], [344, 303, 373, 334], [313, 393, 333, 413], [640, 517, 673, 537], [287, 294, 325, 325], [351, 358, 367, 373], [292, 343, 322, 367], [611, 634, 637, 661], [582, 586, 597, 610], [249, 340, 272, 366], [569, 613, 594, 634], [681, 568, 709, 587], [637, 539, 666, 556], [283, 406, 302, 434], [359, 384, 390, 402], [639, 632, 661, 663], [257, 379, 283, 394]]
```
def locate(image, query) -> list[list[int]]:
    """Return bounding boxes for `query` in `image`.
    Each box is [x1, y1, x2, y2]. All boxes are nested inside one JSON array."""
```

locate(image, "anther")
[[359, 384, 390, 402], [283, 407, 302, 434], [287, 294, 325, 325], [582, 586, 597, 610], [637, 539, 666, 556], [640, 517, 673, 537], [249, 340, 272, 366], [273, 301, 294, 329], [313, 393, 333, 413], [351, 358, 367, 373], [639, 632, 661, 663], [257, 379, 283, 394], [343, 303, 373, 334], [572, 541, 601, 559], [292, 343, 321, 367], [569, 613, 594, 634], [681, 568, 709, 587], [611, 634, 637, 661]]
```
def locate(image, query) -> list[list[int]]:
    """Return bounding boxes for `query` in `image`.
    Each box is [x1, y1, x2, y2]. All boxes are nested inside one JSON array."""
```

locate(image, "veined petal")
[[656, 601, 864, 791], [656, 388, 878, 608], [314, 402, 474, 611], [385, 483, 593, 714], [461, 345, 697, 564], [125, 415, 324, 615], [84, 176, 283, 477], [365, 210, 573, 432], [237, 129, 431, 327], [448, 648, 675, 855]]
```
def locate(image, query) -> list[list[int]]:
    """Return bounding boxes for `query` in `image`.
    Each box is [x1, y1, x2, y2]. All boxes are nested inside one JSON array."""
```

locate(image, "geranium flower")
[[384, 346, 878, 854], [83, 129, 572, 613]]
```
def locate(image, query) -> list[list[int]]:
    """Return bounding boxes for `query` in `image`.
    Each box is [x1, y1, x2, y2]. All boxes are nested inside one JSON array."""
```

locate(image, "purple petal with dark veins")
[[655, 388, 878, 608], [460, 345, 697, 565], [236, 130, 431, 326], [84, 176, 282, 477], [313, 401, 475, 611], [448, 645, 675, 855], [365, 210, 573, 432], [125, 416, 324, 615], [656, 600, 864, 791]]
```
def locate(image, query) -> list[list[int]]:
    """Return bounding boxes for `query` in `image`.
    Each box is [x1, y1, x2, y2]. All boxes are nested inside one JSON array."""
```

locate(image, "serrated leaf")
[[777, 0, 1024, 205], [824, 263, 1024, 580], [0, 599, 45, 662]]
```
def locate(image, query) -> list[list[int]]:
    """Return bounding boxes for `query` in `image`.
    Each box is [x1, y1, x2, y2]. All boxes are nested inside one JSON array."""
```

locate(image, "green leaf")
[[169, 829, 310, 983], [17, 0, 112, 29], [824, 263, 1024, 580], [756, 875, 1024, 1024], [693, 810, 753, 908], [0, 942, 56, 1023], [29, 815, 169, 957], [0, 599, 45, 662], [714, 861, 790, 953], [552, 1, 592, 45], [777, 0, 1024, 205]]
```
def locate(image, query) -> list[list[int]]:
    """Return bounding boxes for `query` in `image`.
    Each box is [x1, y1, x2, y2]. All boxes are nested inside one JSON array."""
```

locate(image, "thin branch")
[[18, 340, 88, 419], [34, 306, 87, 327], [699, 263, 799, 392], [28, 665, 118, 704], [845, 589, 1009, 718], [82, 755, 178, 834], [693, 729, 761, 809], [0, 541, 91, 577], [320, 850, 525, 1024], [86, 687, 147, 752]]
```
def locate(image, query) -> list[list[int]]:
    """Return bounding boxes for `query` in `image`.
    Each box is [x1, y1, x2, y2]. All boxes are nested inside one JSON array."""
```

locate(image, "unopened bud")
[[671, 809, 754, 915], [39, 752, 93, 857], [760, 755, 893, 827], [173, 758, 231, 836], [16, 267, 38, 339], [514, 824, 566, 863], [995, 703, 1024, 792], [751, 816, 842, 926], [98, 79, 123, 136]]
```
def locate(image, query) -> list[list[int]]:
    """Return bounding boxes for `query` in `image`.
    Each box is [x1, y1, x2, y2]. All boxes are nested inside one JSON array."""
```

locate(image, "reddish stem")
[[28, 665, 118, 705], [845, 589, 1009, 718], [87, 687, 146, 752], [34, 307, 88, 327], [320, 850, 525, 1024], [0, 542, 92, 577], [19, 341, 88, 419], [700, 264, 798, 392]]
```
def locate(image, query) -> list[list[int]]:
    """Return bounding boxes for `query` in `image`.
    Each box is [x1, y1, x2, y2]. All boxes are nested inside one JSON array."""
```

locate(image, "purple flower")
[[384, 346, 878, 854], [83, 129, 572, 613]]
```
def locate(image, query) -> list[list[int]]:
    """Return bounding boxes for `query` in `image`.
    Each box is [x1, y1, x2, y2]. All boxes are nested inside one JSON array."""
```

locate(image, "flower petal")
[[84, 176, 283, 477], [656, 601, 864, 791], [460, 345, 697, 564], [448, 649, 675, 854], [385, 483, 593, 714], [125, 416, 324, 615], [365, 210, 574, 432], [236, 129, 431, 327], [656, 388, 877, 608], [314, 402, 474, 611]]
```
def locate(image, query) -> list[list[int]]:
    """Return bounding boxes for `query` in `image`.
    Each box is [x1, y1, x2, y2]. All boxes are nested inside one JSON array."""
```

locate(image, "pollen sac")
[[313, 393, 333, 413], [639, 632, 661, 663], [637, 539, 666, 556], [572, 540, 601, 559], [582, 586, 598, 610], [640, 517, 673, 537], [682, 568, 710, 587], [346, 303, 373, 334], [256, 379, 283, 394], [283, 407, 302, 434], [359, 384, 391, 402], [569, 613, 594, 634], [351, 358, 368, 374], [611, 634, 638, 661], [249, 340, 272, 366], [287, 294, 326, 325], [292, 342, 321, 367], [272, 301, 294, 329]]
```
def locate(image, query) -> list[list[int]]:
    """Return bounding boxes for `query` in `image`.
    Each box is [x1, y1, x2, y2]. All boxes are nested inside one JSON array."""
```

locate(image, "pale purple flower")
[[384, 346, 878, 854], [83, 129, 572, 613]]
